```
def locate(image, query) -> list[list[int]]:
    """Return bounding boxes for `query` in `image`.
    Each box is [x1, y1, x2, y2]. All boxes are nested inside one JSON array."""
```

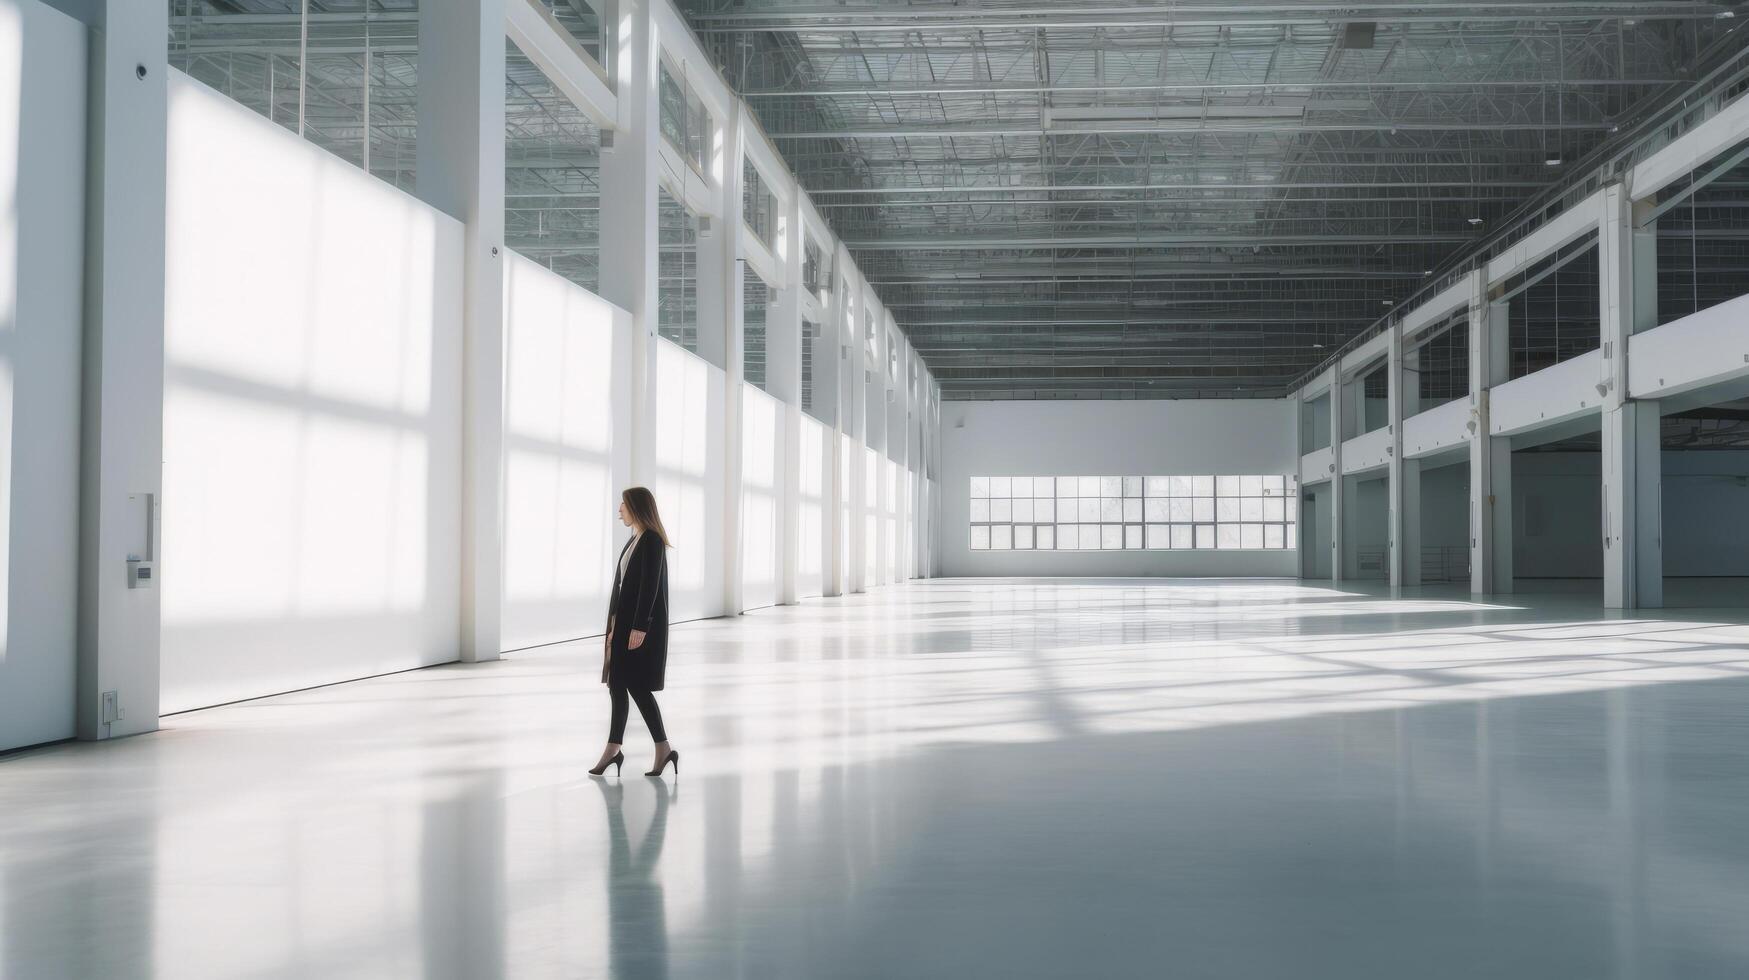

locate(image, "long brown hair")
[[622, 486, 671, 547]]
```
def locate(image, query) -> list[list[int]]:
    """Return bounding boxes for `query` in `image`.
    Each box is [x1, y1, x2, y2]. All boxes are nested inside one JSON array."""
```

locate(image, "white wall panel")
[[863, 446, 879, 586], [0, 0, 84, 751], [161, 72, 464, 712], [501, 252, 626, 650], [654, 339, 725, 623], [1403, 398, 1472, 460], [796, 416, 826, 598], [1489, 349, 1605, 439], [740, 384, 781, 611]]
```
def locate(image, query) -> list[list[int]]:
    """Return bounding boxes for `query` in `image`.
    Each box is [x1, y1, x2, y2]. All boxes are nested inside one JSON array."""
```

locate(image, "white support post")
[[1388, 321, 1422, 588], [1329, 373, 1345, 584], [771, 196, 804, 606], [825, 258, 851, 598], [418, 0, 508, 662], [1469, 270, 1513, 595], [717, 112, 746, 616], [847, 279, 867, 594], [76, 1, 169, 739], [599, 0, 656, 490], [1600, 183, 1663, 609]]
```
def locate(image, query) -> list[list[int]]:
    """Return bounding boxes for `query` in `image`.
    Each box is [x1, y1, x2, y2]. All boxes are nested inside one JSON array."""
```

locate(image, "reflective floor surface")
[[5, 578, 1749, 979]]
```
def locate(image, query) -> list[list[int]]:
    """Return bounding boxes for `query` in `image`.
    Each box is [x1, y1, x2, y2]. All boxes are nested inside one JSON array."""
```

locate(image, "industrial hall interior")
[[6, 1, 1749, 978]]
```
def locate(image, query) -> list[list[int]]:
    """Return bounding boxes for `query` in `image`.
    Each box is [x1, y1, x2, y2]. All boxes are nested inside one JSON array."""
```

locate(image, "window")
[[658, 58, 712, 177], [802, 320, 827, 421], [968, 475, 1298, 551], [803, 237, 826, 298], [536, 0, 616, 82], [743, 267, 768, 390], [505, 42, 601, 293], [743, 160, 777, 247], [657, 187, 698, 351]]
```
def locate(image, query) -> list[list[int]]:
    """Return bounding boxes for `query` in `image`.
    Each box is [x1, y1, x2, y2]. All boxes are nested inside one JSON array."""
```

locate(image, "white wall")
[[941, 400, 1299, 577], [501, 253, 627, 650], [654, 339, 725, 623], [0, 0, 84, 751], [740, 384, 781, 611], [796, 415, 826, 598], [160, 72, 465, 713]]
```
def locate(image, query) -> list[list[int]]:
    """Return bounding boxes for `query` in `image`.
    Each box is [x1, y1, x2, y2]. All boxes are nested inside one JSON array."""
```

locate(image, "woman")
[[591, 487, 679, 778]]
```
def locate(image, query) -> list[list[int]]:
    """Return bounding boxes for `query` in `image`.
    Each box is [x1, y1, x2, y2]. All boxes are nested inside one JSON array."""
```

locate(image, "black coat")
[[603, 532, 670, 690]]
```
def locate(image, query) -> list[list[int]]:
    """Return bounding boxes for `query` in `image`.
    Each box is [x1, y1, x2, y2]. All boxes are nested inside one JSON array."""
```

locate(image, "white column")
[[1600, 183, 1662, 609], [1329, 374, 1345, 584], [599, 0, 656, 489], [845, 273, 867, 594], [76, 1, 169, 739], [770, 196, 804, 605], [823, 258, 847, 597], [716, 111, 746, 615], [1469, 269, 1512, 595], [417, 0, 508, 662], [1388, 322, 1423, 588]]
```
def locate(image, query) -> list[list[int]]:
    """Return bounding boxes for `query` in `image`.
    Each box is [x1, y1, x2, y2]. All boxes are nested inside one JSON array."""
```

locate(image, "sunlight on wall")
[[161, 72, 464, 713], [883, 460, 900, 585], [864, 447, 879, 586], [797, 416, 826, 598], [740, 385, 781, 611], [502, 253, 620, 649], [655, 339, 724, 622], [839, 434, 852, 587], [905, 470, 918, 580]]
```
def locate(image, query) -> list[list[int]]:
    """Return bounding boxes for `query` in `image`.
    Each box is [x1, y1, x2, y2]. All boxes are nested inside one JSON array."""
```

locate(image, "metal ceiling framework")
[[679, 0, 1749, 399]]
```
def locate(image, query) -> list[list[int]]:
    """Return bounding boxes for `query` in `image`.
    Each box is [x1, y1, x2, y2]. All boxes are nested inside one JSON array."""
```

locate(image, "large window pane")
[[970, 475, 1298, 554], [657, 187, 698, 351]]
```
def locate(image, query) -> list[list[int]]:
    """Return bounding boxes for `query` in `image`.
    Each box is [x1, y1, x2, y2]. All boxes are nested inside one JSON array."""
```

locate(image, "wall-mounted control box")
[[127, 558, 155, 589]]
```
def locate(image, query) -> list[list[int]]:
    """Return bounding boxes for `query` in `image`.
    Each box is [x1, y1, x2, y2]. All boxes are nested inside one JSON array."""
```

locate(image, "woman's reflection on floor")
[[594, 777, 673, 980]]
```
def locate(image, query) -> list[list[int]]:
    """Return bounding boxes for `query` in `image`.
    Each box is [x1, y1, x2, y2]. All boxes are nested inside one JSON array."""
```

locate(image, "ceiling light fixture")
[[1467, 217, 1484, 226], [1544, 155, 1563, 166]]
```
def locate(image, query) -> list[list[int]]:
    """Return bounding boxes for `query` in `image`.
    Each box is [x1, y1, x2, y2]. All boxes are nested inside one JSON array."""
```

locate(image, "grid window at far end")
[[968, 475, 1297, 551]]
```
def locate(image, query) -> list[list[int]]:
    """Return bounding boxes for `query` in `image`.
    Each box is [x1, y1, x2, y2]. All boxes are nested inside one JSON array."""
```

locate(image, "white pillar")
[[845, 271, 867, 594], [417, 0, 508, 662], [1329, 373, 1345, 584], [1600, 183, 1662, 609], [1388, 322, 1423, 588], [770, 195, 804, 605], [716, 109, 746, 615], [599, 0, 656, 490], [1469, 269, 1512, 595], [824, 259, 847, 597], [76, 1, 169, 739]]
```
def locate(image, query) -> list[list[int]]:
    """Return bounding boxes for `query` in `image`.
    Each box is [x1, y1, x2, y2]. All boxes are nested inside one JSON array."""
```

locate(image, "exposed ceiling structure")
[[680, 0, 1749, 399]]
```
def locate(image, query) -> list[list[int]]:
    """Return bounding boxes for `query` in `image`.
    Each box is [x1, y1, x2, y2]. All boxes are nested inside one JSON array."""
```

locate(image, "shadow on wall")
[[159, 73, 464, 714]]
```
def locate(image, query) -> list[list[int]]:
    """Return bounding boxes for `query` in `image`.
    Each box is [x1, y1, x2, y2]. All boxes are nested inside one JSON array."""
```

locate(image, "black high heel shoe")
[[589, 751, 624, 777], [645, 748, 680, 777]]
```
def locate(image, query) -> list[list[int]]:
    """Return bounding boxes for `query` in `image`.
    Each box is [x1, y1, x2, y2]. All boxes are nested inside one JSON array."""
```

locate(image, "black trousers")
[[608, 686, 667, 743]]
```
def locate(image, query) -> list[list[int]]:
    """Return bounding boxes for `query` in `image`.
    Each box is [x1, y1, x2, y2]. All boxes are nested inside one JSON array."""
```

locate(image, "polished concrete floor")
[[6, 578, 1749, 979]]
